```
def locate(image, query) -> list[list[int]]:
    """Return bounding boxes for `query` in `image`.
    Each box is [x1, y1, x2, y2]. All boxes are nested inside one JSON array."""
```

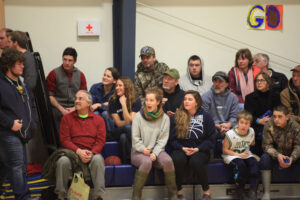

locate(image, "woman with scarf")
[[228, 48, 261, 103], [131, 87, 178, 200], [170, 90, 217, 200], [108, 77, 141, 164]]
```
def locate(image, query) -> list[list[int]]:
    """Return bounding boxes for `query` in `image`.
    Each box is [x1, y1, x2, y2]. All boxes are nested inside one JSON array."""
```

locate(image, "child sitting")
[[222, 110, 259, 200]]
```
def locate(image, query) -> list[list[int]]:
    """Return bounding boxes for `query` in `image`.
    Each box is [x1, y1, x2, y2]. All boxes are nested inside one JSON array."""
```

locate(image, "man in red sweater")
[[56, 90, 106, 200]]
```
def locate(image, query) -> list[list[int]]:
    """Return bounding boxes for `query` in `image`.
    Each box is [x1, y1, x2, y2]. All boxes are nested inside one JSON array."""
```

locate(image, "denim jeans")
[[94, 110, 114, 138], [0, 130, 30, 200], [111, 124, 132, 164]]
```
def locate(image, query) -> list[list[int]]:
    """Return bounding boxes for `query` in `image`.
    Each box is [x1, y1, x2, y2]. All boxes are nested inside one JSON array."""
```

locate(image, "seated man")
[[202, 71, 239, 138], [281, 65, 300, 124], [55, 90, 106, 200], [179, 55, 211, 95], [46, 47, 87, 135], [253, 53, 288, 95], [134, 46, 169, 102], [260, 105, 300, 200], [161, 68, 185, 117]]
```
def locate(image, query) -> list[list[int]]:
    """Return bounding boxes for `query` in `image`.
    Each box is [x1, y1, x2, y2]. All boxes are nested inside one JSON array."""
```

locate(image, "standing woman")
[[131, 87, 178, 200], [170, 90, 217, 200], [90, 67, 120, 138], [244, 72, 281, 156], [228, 48, 261, 103], [108, 77, 141, 164]]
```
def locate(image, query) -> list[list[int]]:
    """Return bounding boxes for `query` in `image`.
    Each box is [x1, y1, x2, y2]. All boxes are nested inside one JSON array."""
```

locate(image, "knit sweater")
[[131, 111, 170, 156]]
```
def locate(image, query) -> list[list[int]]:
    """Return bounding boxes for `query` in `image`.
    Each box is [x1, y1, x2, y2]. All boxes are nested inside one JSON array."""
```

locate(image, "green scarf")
[[143, 107, 163, 121]]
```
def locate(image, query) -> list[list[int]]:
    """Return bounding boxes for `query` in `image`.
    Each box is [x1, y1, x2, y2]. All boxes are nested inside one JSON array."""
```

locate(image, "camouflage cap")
[[291, 65, 300, 72], [140, 46, 155, 57], [164, 68, 180, 80]]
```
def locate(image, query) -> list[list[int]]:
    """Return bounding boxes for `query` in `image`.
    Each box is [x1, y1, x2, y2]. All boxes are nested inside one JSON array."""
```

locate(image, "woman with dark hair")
[[170, 90, 217, 200], [244, 72, 281, 155], [131, 87, 177, 200], [90, 67, 120, 137], [108, 77, 141, 164], [228, 48, 261, 103]]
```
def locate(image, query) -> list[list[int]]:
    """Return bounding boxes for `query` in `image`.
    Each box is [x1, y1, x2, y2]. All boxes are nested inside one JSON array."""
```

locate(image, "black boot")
[[236, 186, 247, 200], [247, 189, 257, 200]]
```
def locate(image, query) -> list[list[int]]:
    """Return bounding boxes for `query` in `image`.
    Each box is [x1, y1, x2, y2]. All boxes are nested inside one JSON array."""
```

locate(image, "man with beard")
[[134, 46, 169, 102], [202, 71, 240, 138]]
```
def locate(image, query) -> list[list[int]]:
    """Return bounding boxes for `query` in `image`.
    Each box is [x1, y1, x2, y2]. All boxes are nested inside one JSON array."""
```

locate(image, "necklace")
[[5, 76, 24, 101]]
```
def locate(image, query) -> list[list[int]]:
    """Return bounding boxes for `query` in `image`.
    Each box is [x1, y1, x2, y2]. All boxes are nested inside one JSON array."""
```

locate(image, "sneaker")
[[202, 194, 211, 200]]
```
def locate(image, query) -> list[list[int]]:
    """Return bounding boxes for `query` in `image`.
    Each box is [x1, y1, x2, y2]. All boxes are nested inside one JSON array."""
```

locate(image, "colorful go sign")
[[247, 5, 283, 30]]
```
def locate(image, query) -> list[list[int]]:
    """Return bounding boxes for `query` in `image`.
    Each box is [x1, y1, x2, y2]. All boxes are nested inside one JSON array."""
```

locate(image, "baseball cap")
[[212, 71, 229, 82], [164, 68, 180, 80], [291, 65, 300, 72], [140, 46, 155, 57]]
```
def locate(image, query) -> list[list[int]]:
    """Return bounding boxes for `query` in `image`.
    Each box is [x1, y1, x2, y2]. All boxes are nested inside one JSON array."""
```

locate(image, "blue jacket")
[[89, 82, 115, 112], [169, 108, 216, 152], [0, 72, 38, 142]]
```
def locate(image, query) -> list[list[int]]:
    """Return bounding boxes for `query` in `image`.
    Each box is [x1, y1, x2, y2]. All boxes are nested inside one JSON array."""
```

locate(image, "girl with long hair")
[[108, 77, 141, 164], [131, 87, 177, 200], [170, 90, 217, 200]]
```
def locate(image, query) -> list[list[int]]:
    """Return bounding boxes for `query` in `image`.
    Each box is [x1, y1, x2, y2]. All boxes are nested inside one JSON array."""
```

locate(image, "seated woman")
[[131, 87, 177, 200], [90, 67, 120, 138], [244, 72, 281, 156], [170, 90, 217, 200], [228, 48, 261, 103], [108, 77, 141, 164]]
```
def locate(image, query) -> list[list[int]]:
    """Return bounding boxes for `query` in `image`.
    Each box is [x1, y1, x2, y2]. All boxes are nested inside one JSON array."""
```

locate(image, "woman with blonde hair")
[[131, 87, 178, 200], [108, 77, 141, 163], [170, 90, 217, 200]]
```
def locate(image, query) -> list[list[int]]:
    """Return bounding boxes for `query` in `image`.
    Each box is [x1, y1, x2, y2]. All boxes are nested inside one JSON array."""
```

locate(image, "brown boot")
[[132, 170, 148, 200], [164, 171, 179, 200]]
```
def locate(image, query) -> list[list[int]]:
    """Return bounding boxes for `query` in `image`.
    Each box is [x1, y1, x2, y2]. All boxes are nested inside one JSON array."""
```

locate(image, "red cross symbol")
[[86, 24, 93, 31]]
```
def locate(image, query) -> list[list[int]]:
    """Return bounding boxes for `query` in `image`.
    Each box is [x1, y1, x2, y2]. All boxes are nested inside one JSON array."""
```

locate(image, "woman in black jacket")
[[244, 72, 281, 156]]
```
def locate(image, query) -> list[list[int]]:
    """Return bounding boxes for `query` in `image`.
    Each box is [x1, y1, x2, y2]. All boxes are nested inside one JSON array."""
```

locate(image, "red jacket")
[[60, 110, 106, 154], [228, 66, 261, 103]]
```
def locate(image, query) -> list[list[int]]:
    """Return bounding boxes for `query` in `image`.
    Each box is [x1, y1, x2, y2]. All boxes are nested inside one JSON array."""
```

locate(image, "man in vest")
[[46, 47, 87, 135], [280, 65, 300, 124]]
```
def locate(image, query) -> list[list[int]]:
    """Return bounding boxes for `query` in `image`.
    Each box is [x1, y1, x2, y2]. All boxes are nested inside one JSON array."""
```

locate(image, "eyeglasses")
[[255, 79, 267, 83]]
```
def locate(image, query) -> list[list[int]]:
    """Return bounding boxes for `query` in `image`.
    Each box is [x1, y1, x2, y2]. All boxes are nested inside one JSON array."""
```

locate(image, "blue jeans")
[[111, 124, 132, 164], [95, 111, 114, 137], [0, 130, 30, 200]]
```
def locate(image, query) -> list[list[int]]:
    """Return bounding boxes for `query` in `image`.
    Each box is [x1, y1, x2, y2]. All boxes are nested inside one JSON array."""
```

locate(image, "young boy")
[[222, 110, 259, 200]]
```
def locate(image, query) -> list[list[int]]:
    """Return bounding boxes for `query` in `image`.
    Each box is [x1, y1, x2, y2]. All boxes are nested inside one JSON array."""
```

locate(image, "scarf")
[[238, 67, 254, 101], [141, 106, 163, 121]]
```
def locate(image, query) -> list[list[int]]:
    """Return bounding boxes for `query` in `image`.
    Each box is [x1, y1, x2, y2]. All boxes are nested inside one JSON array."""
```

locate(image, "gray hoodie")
[[202, 87, 239, 126], [179, 57, 211, 95]]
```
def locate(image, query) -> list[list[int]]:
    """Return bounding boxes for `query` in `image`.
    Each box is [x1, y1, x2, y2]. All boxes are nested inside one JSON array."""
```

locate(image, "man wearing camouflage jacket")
[[134, 46, 169, 102], [260, 105, 300, 200]]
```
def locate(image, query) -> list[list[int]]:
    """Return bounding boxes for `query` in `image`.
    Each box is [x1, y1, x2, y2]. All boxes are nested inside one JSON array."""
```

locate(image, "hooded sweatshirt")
[[179, 57, 211, 95], [202, 87, 239, 126], [0, 72, 38, 142], [170, 108, 216, 152]]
